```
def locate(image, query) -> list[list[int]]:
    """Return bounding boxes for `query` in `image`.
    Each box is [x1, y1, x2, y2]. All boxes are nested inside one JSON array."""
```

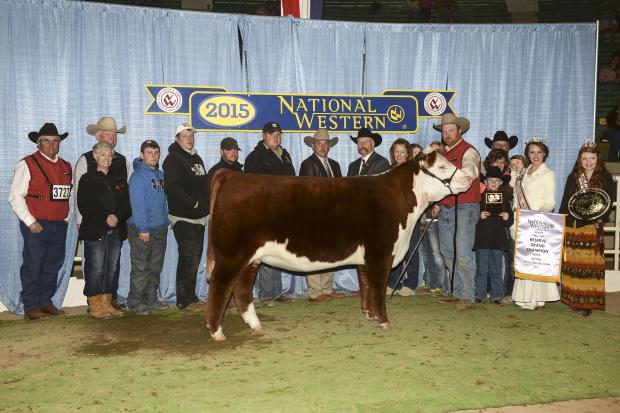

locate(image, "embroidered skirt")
[[561, 224, 605, 311]]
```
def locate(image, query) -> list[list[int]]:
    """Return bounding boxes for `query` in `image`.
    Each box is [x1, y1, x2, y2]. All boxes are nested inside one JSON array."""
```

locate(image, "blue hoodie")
[[128, 157, 168, 232]]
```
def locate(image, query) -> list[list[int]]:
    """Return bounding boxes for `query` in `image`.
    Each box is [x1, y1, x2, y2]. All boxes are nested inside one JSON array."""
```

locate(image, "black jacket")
[[299, 153, 342, 177], [206, 158, 243, 195], [559, 172, 615, 228], [244, 141, 295, 176], [347, 151, 390, 176], [77, 169, 132, 241], [162, 142, 210, 219], [474, 188, 514, 251]]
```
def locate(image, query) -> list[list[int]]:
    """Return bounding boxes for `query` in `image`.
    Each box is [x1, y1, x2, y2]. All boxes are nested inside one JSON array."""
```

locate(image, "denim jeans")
[[127, 226, 168, 312], [19, 220, 68, 311], [438, 203, 479, 301], [172, 221, 204, 308], [419, 219, 449, 292], [83, 229, 122, 297], [388, 221, 420, 290], [475, 249, 504, 301], [257, 264, 283, 301], [503, 242, 515, 296]]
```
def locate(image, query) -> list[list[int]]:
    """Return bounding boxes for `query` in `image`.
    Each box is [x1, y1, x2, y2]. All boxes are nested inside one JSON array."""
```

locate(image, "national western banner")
[[144, 85, 456, 134], [514, 209, 566, 282]]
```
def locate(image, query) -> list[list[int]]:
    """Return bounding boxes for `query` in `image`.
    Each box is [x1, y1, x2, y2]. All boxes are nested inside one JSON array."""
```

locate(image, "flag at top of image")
[[282, 0, 323, 19]]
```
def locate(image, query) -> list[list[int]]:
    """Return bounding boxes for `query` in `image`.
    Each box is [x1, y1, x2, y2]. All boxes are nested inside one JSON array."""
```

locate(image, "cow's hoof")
[[378, 322, 392, 331], [363, 310, 373, 321], [252, 324, 264, 333], [211, 327, 226, 341]]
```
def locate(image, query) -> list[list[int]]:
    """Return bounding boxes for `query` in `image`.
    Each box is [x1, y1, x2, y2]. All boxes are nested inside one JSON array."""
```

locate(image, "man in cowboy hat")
[[9, 123, 72, 320], [299, 129, 344, 302], [431, 113, 480, 310], [346, 127, 390, 177], [245, 121, 296, 307], [484, 130, 518, 154], [74, 116, 131, 310]]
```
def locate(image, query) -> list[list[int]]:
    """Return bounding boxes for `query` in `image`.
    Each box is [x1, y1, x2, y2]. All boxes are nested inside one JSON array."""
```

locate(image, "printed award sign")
[[514, 209, 566, 282]]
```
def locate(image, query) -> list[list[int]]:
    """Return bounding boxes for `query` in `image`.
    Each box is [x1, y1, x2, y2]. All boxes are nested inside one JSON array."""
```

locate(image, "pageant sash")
[[514, 209, 566, 282]]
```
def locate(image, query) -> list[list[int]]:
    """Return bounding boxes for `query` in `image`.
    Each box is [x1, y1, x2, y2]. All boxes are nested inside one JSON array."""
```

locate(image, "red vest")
[[439, 139, 481, 207], [24, 151, 72, 221]]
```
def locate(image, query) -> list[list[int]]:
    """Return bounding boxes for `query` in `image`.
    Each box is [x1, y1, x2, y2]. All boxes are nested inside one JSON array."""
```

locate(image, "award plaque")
[[484, 191, 503, 215], [567, 188, 611, 221]]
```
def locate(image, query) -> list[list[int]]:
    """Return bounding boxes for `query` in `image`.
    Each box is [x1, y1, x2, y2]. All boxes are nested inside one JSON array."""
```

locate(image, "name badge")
[[52, 184, 71, 201]]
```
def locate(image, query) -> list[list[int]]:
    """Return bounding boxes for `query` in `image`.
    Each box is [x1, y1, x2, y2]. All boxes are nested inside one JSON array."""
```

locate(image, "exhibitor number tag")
[[52, 184, 71, 201]]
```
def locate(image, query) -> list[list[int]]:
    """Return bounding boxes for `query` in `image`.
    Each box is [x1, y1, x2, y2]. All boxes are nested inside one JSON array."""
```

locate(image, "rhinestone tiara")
[[525, 136, 547, 145]]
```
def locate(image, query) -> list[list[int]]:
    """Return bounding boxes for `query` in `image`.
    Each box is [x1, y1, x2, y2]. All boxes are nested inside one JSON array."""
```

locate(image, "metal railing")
[[603, 175, 620, 270]]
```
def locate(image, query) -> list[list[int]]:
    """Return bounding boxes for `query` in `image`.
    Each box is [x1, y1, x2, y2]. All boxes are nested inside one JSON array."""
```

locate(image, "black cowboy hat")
[[350, 127, 382, 147], [483, 166, 510, 186], [484, 130, 518, 149], [28, 123, 69, 144]]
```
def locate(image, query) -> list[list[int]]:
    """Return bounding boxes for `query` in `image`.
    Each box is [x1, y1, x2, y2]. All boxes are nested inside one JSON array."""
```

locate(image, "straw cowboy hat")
[[432, 113, 470, 134], [86, 116, 127, 136], [28, 123, 68, 143], [484, 130, 518, 149], [350, 127, 382, 147], [304, 128, 339, 148]]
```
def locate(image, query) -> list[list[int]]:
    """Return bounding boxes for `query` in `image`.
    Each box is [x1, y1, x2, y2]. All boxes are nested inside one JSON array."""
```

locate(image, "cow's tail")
[[206, 174, 222, 281]]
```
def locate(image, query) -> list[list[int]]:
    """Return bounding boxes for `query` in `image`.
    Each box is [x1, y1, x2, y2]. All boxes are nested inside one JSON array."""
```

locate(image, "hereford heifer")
[[206, 150, 472, 340]]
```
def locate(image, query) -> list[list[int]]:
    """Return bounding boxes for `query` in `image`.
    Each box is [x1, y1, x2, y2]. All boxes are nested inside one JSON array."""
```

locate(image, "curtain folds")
[[0, 0, 596, 312]]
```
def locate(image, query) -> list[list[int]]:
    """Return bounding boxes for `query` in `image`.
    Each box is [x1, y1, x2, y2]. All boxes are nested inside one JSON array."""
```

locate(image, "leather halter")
[[420, 165, 458, 195]]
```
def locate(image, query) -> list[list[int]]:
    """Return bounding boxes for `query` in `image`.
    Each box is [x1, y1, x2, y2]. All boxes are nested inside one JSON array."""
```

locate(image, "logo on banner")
[[145, 85, 457, 133], [156, 87, 183, 113], [423, 92, 447, 116]]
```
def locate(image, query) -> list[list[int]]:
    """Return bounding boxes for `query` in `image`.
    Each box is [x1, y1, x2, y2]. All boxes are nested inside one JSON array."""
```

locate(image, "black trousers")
[[171, 220, 205, 308]]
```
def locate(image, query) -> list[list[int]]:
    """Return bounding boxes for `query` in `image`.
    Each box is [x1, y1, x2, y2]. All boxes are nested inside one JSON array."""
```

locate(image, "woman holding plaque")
[[511, 139, 559, 310], [559, 142, 613, 316]]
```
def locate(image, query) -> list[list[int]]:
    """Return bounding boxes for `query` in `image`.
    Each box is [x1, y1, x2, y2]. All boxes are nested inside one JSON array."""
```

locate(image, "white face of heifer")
[[416, 151, 471, 203]]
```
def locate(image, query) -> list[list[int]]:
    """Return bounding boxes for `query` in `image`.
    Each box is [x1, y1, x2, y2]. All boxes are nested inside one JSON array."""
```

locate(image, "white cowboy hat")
[[86, 117, 127, 135], [432, 113, 470, 134], [304, 128, 339, 148]]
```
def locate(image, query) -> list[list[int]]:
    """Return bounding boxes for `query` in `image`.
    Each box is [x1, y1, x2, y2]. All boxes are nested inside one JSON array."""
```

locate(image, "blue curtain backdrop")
[[0, 0, 596, 313]]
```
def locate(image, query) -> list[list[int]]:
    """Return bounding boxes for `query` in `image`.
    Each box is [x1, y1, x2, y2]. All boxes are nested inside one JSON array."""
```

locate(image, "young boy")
[[127, 140, 168, 314], [474, 166, 514, 304]]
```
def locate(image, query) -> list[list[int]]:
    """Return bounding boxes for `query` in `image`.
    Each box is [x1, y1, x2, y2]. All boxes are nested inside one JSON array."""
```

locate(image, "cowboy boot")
[[87, 295, 108, 319], [101, 294, 123, 317]]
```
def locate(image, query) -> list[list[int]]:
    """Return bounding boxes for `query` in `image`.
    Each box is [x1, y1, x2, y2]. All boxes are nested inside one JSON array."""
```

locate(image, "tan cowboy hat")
[[86, 117, 127, 136], [304, 128, 339, 148], [432, 113, 470, 134]]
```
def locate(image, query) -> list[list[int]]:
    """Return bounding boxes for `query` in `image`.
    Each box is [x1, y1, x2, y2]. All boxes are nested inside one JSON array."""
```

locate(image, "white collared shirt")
[[445, 139, 480, 180], [8, 151, 68, 226], [317, 154, 333, 176], [358, 152, 374, 175]]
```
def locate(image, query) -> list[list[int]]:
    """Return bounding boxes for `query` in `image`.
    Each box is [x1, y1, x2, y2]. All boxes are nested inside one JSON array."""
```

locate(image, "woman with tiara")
[[511, 138, 560, 310], [559, 141, 614, 316]]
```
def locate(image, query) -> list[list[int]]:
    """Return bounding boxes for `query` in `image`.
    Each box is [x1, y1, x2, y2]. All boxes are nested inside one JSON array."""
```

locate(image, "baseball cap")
[[221, 137, 241, 151], [140, 139, 160, 152], [175, 122, 197, 136], [262, 122, 282, 134]]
